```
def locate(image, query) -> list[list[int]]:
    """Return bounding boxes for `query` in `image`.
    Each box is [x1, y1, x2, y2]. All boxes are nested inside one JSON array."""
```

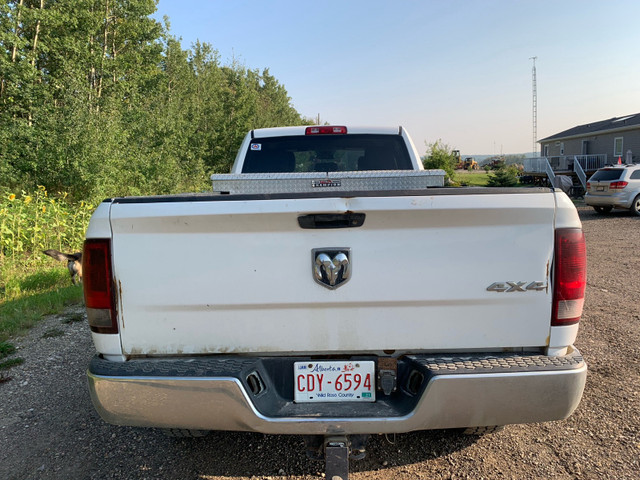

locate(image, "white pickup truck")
[[83, 126, 587, 477]]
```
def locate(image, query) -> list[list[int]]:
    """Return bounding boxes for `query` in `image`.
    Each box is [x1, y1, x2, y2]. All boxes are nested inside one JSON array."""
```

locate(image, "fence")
[[524, 155, 607, 174]]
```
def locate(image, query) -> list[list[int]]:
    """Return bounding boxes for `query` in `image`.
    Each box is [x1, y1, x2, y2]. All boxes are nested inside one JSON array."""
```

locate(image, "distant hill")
[[463, 152, 539, 166]]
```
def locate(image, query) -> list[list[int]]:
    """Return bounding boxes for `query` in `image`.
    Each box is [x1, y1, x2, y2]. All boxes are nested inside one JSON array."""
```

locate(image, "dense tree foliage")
[[487, 165, 520, 187], [422, 139, 456, 181], [0, 0, 309, 200]]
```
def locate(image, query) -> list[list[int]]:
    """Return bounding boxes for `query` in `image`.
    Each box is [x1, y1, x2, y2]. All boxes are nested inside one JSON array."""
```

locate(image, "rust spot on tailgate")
[[546, 260, 550, 293], [118, 279, 124, 329]]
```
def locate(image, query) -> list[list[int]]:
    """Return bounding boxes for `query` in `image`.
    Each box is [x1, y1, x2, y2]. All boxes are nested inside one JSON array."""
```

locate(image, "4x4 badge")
[[312, 248, 351, 289], [486, 281, 547, 292]]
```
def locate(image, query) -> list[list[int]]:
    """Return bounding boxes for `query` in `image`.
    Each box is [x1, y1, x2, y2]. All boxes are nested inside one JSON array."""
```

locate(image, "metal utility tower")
[[530, 56, 537, 156]]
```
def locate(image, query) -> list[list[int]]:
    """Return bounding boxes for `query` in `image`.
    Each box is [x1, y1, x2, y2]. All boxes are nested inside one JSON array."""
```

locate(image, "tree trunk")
[[30, 0, 45, 68], [11, 0, 25, 63], [97, 0, 110, 105], [112, 25, 117, 84], [89, 28, 94, 105], [27, 0, 45, 126]]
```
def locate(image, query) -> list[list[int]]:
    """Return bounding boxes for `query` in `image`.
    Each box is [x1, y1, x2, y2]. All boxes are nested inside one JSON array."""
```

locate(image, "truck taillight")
[[552, 228, 587, 326], [609, 181, 628, 190], [305, 126, 347, 135], [83, 238, 118, 334]]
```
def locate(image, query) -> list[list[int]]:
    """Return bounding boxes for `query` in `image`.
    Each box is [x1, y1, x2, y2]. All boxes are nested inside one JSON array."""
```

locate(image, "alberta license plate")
[[294, 360, 376, 403]]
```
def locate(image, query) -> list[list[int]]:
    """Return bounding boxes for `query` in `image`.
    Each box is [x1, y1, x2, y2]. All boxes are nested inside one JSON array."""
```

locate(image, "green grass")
[[61, 312, 85, 324], [0, 340, 23, 380], [0, 356, 24, 382], [0, 264, 82, 378], [0, 266, 83, 343], [455, 170, 490, 186], [0, 341, 16, 358], [0, 187, 88, 373], [42, 327, 65, 338], [0, 357, 24, 370]]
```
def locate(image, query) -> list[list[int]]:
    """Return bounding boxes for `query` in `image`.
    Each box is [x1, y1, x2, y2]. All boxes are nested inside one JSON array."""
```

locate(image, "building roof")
[[539, 113, 640, 143]]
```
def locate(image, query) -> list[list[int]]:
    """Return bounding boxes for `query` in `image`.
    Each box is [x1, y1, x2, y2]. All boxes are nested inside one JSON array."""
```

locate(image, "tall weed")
[[0, 186, 94, 266], [1, 187, 90, 311], [1, 188, 88, 341]]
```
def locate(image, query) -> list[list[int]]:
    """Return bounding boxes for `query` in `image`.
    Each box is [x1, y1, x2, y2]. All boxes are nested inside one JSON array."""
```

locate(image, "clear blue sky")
[[154, 0, 640, 156]]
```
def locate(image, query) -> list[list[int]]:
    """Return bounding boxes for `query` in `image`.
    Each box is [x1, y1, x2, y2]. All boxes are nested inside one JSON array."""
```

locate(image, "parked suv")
[[585, 164, 640, 216]]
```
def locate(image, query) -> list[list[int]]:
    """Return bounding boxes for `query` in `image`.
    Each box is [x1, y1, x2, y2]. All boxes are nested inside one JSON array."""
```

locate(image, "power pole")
[[530, 56, 537, 156]]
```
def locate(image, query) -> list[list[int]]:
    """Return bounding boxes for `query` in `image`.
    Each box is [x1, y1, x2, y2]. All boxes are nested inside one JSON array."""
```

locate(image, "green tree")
[[0, 0, 166, 198], [487, 165, 520, 187], [422, 139, 457, 180], [0, 1, 309, 200]]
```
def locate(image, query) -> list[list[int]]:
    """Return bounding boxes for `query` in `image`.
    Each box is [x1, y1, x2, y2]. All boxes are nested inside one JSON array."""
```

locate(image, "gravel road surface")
[[1, 206, 638, 479]]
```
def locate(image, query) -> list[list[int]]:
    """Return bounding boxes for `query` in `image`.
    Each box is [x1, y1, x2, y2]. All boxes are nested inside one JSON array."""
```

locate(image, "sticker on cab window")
[[250, 143, 262, 151]]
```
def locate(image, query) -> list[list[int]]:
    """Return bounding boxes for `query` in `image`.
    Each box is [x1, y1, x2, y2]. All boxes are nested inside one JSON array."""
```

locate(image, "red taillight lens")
[[305, 126, 347, 135], [609, 181, 628, 189], [586, 182, 591, 190], [552, 228, 587, 326], [83, 239, 118, 334]]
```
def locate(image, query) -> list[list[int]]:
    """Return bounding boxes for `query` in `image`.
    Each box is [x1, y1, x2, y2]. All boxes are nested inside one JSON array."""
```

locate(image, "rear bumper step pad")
[[88, 350, 586, 435]]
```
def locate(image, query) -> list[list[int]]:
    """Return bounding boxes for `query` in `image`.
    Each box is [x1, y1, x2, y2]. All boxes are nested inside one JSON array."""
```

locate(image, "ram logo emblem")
[[312, 248, 351, 289]]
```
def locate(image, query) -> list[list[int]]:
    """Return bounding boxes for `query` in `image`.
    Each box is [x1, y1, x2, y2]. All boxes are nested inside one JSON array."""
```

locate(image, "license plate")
[[596, 186, 605, 191], [294, 361, 376, 403]]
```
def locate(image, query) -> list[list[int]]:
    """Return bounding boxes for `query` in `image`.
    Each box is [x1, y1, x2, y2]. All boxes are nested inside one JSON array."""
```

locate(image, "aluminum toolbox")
[[211, 170, 446, 195]]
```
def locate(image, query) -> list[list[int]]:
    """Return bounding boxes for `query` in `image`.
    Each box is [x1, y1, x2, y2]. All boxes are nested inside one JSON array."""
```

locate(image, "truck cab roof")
[[251, 125, 403, 138], [232, 125, 423, 173]]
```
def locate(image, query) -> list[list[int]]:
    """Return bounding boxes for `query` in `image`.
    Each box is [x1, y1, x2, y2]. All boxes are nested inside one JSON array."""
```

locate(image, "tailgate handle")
[[298, 213, 366, 229]]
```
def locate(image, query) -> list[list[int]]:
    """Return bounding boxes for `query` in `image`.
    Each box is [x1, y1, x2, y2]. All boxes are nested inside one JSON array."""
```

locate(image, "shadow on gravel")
[[353, 429, 482, 473], [163, 429, 481, 477], [577, 208, 639, 222]]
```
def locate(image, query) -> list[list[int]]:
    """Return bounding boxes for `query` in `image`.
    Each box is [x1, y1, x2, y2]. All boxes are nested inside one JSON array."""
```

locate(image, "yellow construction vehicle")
[[454, 151, 478, 170], [462, 157, 479, 170], [453, 150, 462, 169]]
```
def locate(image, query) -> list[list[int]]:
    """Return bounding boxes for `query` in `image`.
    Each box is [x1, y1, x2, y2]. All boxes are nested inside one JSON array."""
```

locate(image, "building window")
[[543, 145, 549, 157], [560, 142, 564, 155], [614, 137, 623, 157]]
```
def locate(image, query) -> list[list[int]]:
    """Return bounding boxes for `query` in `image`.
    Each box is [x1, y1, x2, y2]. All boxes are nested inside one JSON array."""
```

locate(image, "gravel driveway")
[[1, 206, 638, 480]]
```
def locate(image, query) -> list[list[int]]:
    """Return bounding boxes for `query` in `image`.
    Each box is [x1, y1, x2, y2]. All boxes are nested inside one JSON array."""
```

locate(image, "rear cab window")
[[242, 134, 413, 173]]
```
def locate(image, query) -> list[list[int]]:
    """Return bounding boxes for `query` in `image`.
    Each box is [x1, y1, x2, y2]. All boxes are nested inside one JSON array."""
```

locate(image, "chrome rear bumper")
[[87, 350, 586, 435]]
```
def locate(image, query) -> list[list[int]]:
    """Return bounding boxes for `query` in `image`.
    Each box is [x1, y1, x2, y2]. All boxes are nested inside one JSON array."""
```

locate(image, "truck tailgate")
[[109, 191, 556, 355]]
